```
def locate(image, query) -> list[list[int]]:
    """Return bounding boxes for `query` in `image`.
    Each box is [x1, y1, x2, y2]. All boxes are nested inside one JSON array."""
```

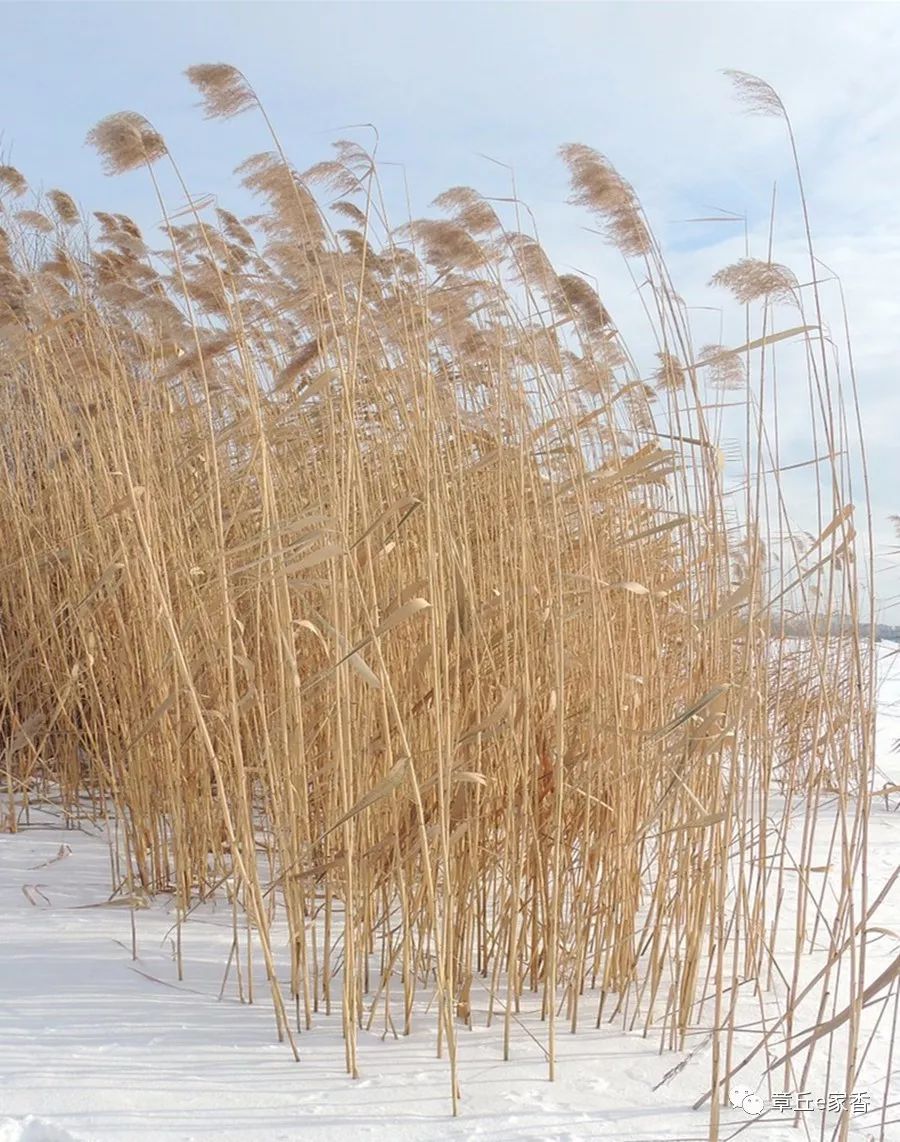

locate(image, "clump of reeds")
[[0, 64, 884, 1139]]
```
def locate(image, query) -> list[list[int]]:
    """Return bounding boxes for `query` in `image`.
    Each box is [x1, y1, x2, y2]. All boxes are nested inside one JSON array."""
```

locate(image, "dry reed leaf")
[[374, 597, 431, 638], [622, 515, 691, 544], [295, 618, 329, 652], [21, 885, 51, 907], [410, 640, 433, 681], [768, 547, 844, 607], [295, 370, 337, 401], [125, 692, 176, 753], [227, 521, 337, 562], [734, 324, 816, 352], [310, 611, 382, 690], [6, 713, 46, 755], [29, 844, 71, 870], [395, 579, 430, 609], [283, 543, 345, 573], [320, 757, 409, 839], [344, 650, 382, 691], [102, 487, 145, 517], [706, 578, 753, 623], [659, 811, 726, 835], [457, 688, 515, 746], [75, 894, 151, 910], [228, 534, 337, 576], [78, 563, 125, 611], [652, 686, 730, 740], [352, 494, 422, 549], [462, 449, 501, 475], [452, 770, 488, 787], [290, 852, 347, 882], [690, 326, 818, 373], [611, 581, 650, 596], [166, 194, 217, 221], [802, 503, 854, 559]]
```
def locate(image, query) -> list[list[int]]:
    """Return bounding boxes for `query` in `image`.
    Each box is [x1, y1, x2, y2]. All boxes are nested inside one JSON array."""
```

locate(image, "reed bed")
[[0, 65, 886, 1138]]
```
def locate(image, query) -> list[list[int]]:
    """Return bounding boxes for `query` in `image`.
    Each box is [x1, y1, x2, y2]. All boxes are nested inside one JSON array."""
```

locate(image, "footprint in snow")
[[586, 1076, 609, 1094]]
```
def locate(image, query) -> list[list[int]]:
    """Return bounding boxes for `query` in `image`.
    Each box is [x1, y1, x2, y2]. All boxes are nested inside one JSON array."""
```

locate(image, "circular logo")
[[729, 1086, 754, 1110], [728, 1086, 765, 1116], [742, 1092, 765, 1116]]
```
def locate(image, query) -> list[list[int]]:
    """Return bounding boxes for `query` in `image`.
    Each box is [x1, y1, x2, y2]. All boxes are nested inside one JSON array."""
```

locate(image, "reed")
[[0, 65, 885, 1138]]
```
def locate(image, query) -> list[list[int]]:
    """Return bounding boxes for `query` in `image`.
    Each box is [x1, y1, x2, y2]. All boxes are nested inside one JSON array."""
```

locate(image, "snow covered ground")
[[2, 648, 898, 1142]]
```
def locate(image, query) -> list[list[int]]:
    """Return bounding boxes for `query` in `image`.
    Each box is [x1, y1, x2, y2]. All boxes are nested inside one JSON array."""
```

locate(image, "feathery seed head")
[[698, 344, 746, 389], [409, 219, 487, 273], [115, 214, 143, 242], [653, 350, 686, 392], [556, 273, 612, 336], [710, 258, 798, 306], [47, 189, 79, 226], [41, 247, 78, 282], [433, 187, 500, 236], [216, 208, 256, 249], [302, 160, 363, 197], [560, 143, 651, 258], [93, 211, 118, 235], [0, 166, 27, 196], [185, 63, 257, 120], [86, 112, 167, 175], [508, 234, 559, 296], [15, 210, 54, 235], [724, 70, 785, 119], [238, 152, 325, 245], [330, 200, 368, 228]]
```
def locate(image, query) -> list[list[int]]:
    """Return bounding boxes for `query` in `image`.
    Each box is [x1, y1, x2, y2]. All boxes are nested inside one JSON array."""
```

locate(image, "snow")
[[0, 1119, 85, 1142], [1, 647, 898, 1142]]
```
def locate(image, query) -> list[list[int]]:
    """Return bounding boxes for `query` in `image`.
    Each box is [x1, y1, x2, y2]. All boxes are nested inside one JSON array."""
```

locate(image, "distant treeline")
[[773, 616, 900, 642]]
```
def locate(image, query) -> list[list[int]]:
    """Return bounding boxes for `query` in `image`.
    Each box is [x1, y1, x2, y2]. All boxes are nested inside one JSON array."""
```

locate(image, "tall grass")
[[0, 65, 886, 1138]]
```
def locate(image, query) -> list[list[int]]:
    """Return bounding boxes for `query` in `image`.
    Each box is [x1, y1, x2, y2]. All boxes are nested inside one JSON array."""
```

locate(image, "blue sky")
[[3, 1, 900, 619]]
